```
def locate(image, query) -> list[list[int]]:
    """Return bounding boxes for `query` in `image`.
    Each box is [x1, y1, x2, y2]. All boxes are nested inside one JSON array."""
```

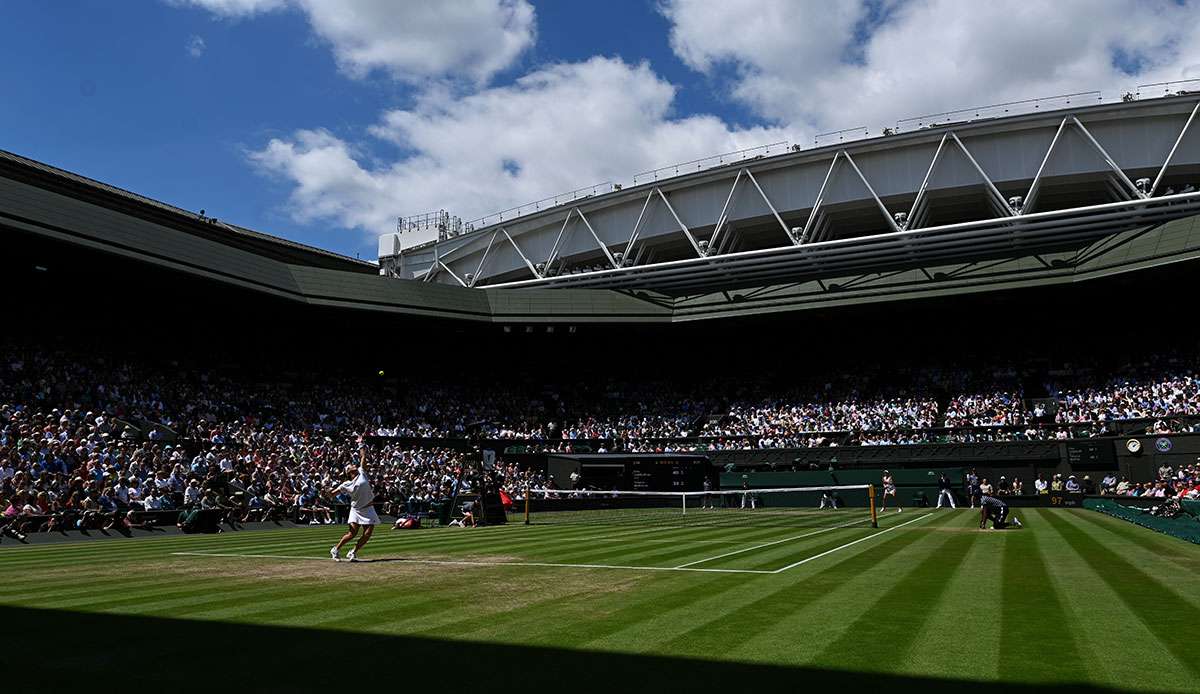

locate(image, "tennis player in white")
[[330, 447, 378, 562], [879, 470, 902, 513]]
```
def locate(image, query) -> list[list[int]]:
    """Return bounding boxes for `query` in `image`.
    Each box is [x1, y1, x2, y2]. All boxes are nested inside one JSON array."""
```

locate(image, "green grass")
[[2, 508, 1198, 693]]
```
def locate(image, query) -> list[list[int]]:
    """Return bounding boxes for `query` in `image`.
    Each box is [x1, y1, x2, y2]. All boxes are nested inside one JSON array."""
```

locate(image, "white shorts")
[[348, 507, 380, 526]]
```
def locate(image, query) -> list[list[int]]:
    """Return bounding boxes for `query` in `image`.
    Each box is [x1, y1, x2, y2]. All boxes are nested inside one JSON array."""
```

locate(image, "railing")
[[895, 91, 1102, 132], [630, 141, 791, 186], [814, 126, 869, 147], [465, 182, 614, 229], [1136, 78, 1200, 99]]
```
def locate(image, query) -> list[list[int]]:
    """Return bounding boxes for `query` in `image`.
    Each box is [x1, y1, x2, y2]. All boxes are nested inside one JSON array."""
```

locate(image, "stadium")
[[4, 8, 1200, 692]]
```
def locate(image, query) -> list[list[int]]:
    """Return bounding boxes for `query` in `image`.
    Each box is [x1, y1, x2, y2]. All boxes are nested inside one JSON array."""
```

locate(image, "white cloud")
[[661, 0, 1200, 131], [224, 0, 1200, 253], [186, 35, 207, 58], [249, 57, 791, 244], [175, 0, 286, 15], [175, 0, 535, 83]]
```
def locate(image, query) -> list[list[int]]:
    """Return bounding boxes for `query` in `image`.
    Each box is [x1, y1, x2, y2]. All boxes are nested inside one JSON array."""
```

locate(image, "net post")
[[869, 484, 878, 528], [524, 481, 531, 525], [682, 493, 687, 516]]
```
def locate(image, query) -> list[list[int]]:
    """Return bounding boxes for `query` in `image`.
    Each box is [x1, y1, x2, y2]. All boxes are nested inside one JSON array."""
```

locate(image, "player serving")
[[330, 445, 379, 562]]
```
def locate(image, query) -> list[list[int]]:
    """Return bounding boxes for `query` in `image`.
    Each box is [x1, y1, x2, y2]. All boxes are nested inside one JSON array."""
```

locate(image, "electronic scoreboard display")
[[549, 454, 711, 492], [627, 456, 709, 491]]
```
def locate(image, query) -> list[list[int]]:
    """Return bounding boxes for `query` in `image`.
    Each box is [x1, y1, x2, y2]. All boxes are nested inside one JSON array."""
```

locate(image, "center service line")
[[770, 512, 935, 574], [673, 516, 873, 569]]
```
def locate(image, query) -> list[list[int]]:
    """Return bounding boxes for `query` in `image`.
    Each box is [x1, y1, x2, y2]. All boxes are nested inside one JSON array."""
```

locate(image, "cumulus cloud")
[[186, 35, 207, 58], [661, 0, 1200, 131], [205, 0, 1200, 252], [249, 57, 791, 244], [176, 0, 536, 83]]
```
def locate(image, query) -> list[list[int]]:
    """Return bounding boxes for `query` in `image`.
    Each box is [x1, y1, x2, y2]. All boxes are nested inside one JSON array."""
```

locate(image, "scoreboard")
[[1064, 440, 1116, 470], [547, 454, 711, 492], [628, 457, 709, 491]]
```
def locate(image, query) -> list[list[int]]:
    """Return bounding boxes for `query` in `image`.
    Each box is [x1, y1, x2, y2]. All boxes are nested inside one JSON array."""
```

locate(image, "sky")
[[2, 1, 1199, 260]]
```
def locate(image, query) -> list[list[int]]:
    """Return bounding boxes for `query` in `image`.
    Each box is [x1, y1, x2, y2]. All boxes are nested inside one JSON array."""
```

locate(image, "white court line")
[[673, 516, 872, 569], [170, 551, 774, 574], [769, 512, 935, 574]]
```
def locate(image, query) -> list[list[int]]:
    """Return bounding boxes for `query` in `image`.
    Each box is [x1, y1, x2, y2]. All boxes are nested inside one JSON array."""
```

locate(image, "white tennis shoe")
[[347, 549, 357, 562], [330, 546, 340, 562]]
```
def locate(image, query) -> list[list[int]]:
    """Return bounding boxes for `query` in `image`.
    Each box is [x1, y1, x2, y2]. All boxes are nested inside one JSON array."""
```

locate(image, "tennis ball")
[[377, 370, 385, 377]]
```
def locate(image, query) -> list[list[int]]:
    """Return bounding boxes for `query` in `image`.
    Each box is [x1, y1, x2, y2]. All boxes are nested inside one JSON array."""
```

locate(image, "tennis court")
[[4, 507, 1199, 693]]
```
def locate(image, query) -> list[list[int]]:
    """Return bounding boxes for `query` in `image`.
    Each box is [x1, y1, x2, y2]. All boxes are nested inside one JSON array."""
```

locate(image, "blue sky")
[[2, 1, 1197, 259]]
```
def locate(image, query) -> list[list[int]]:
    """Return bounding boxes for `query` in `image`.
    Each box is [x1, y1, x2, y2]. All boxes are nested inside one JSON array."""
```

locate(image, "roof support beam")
[[1070, 115, 1142, 200], [1150, 99, 1200, 198], [543, 209, 574, 272], [622, 190, 656, 266], [840, 150, 902, 233], [743, 168, 795, 245], [655, 187, 705, 257], [500, 226, 543, 279], [799, 152, 841, 243], [573, 207, 620, 269], [948, 131, 1014, 217], [424, 244, 441, 282], [1023, 117, 1069, 215], [469, 230, 499, 287], [436, 260, 468, 287], [905, 134, 948, 230], [706, 168, 743, 254]]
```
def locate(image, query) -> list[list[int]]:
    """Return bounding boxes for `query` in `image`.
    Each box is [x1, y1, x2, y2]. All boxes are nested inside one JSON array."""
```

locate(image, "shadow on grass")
[[0, 605, 1135, 693]]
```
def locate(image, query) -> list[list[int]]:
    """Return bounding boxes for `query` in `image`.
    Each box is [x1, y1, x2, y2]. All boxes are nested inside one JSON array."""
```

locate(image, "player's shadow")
[[2, 604, 1133, 694]]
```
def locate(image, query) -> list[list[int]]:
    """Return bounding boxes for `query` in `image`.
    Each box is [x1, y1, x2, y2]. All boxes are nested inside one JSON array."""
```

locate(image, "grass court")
[[2, 507, 1197, 693]]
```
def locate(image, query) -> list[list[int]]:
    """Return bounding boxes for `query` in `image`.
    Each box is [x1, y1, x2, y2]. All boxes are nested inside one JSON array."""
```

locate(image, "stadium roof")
[[0, 148, 375, 274], [4, 145, 1200, 324]]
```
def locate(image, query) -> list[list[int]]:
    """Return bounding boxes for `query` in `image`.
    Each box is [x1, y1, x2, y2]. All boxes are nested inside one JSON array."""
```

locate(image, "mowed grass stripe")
[[531, 524, 809, 565], [1030, 509, 1191, 690], [719, 511, 963, 664], [730, 509, 956, 572], [0, 571, 231, 608], [809, 528, 978, 672], [1040, 510, 1200, 679], [385, 575, 649, 638], [522, 573, 747, 650], [480, 524, 778, 563], [0, 527, 331, 563], [567, 519, 873, 568], [644, 515, 943, 659], [672, 509, 931, 571], [1055, 510, 1200, 608], [997, 520, 1087, 684], [900, 525, 1003, 681], [1066, 509, 1200, 575], [0, 572, 206, 604], [38, 577, 274, 614]]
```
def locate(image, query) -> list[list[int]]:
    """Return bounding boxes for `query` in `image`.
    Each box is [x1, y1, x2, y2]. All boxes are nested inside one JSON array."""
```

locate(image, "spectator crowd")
[[4, 342, 1200, 537]]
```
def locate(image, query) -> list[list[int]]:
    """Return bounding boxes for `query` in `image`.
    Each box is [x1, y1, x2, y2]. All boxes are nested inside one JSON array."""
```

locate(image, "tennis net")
[[513, 485, 877, 528]]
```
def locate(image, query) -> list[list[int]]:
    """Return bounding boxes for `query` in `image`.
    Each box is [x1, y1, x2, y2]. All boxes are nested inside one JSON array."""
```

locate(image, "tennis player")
[[879, 470, 902, 513], [330, 447, 379, 562]]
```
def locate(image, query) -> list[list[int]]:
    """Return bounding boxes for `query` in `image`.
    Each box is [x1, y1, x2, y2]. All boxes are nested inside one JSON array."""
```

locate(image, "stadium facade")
[[2, 89, 1199, 326]]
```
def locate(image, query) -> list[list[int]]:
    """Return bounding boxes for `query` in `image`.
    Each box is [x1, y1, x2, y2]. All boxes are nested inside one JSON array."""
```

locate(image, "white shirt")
[[339, 470, 374, 509]]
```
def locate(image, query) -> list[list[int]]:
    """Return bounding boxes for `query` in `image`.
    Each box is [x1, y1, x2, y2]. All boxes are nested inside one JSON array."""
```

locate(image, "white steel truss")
[[450, 101, 1200, 289], [1150, 99, 1200, 197]]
